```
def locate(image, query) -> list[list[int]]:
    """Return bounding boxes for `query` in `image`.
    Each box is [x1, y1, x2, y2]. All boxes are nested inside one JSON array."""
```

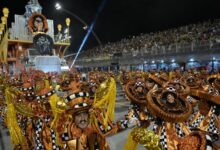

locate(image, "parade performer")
[[32, 73, 62, 150], [62, 77, 117, 150], [0, 75, 29, 149], [117, 71, 149, 131], [145, 79, 192, 150], [117, 71, 167, 131], [188, 74, 220, 135], [85, 72, 100, 101]]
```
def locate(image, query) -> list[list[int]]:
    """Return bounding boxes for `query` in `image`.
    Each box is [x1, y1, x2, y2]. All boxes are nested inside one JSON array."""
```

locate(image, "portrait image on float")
[[28, 13, 54, 56], [28, 13, 48, 33]]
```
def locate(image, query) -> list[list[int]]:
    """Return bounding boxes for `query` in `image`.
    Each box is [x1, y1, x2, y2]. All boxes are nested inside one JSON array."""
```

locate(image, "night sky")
[[0, 0, 220, 53]]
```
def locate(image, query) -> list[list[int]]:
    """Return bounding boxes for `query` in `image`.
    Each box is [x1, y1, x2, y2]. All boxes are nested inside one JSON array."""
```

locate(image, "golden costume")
[[62, 77, 117, 150], [188, 74, 220, 135]]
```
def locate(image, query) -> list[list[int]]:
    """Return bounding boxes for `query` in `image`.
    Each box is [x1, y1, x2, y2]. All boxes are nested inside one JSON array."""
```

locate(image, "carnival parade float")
[[0, 0, 70, 74]]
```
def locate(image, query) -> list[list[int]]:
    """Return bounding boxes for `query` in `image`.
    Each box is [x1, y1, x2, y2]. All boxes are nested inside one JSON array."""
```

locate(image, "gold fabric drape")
[[0, 31, 8, 63]]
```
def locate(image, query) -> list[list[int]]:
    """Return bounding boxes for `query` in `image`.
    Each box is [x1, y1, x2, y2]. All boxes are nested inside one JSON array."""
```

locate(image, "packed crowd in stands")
[[80, 20, 220, 58]]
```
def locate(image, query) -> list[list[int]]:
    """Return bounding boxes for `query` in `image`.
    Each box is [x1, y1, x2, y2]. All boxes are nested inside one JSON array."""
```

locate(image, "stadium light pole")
[[55, 2, 102, 45]]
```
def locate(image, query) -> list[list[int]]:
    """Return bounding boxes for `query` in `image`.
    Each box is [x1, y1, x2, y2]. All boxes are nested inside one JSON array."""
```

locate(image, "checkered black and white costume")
[[159, 124, 168, 150], [175, 123, 185, 138], [35, 118, 60, 150], [188, 115, 205, 130], [207, 106, 219, 134]]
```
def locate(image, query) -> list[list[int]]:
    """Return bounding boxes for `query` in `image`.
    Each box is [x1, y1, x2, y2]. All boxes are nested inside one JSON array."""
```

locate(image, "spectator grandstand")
[[79, 20, 220, 59]]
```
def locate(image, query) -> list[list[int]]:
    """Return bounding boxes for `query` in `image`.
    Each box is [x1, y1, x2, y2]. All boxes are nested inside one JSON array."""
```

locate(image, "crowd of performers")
[[119, 69, 220, 150], [0, 69, 117, 150], [0, 68, 220, 150]]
